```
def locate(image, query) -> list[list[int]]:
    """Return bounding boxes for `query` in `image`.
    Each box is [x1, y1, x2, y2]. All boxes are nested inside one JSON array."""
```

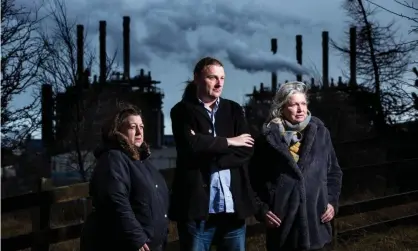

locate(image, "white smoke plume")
[[137, 0, 314, 75], [21, 0, 319, 75]]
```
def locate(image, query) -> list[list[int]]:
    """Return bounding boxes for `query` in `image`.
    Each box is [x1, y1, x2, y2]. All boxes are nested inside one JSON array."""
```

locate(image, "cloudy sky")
[[15, 0, 417, 135]]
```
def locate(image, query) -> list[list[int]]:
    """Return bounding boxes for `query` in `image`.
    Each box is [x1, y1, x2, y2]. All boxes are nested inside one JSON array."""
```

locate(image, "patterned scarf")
[[276, 111, 311, 163]]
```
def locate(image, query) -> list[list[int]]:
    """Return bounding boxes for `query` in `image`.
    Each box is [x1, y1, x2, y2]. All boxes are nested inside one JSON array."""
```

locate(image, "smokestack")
[[160, 111, 165, 148], [41, 84, 54, 178], [99, 21, 107, 84], [271, 38, 278, 93], [349, 26, 357, 87], [271, 73, 277, 93], [296, 35, 302, 82], [41, 84, 54, 152], [123, 16, 130, 80], [271, 38, 277, 54], [156, 110, 162, 148], [338, 76, 343, 86], [322, 31, 329, 88], [77, 25, 84, 85]]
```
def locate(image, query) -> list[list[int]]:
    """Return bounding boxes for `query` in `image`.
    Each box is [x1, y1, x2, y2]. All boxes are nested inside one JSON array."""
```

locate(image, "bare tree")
[[1, 0, 47, 149], [332, 0, 417, 129], [412, 66, 418, 116], [365, 0, 418, 35], [38, 0, 118, 181], [365, 0, 418, 119]]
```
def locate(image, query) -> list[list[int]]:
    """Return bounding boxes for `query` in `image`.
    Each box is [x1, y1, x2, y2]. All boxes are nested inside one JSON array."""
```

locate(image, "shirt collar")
[[198, 97, 220, 109]]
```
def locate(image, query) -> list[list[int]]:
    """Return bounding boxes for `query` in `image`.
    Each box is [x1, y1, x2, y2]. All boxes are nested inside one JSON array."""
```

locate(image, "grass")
[[42, 224, 418, 251], [241, 225, 418, 251], [336, 226, 418, 251], [3, 200, 418, 251]]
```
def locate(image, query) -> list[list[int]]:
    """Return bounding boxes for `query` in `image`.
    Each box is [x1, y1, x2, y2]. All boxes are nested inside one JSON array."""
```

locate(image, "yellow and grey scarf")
[[276, 112, 311, 163]]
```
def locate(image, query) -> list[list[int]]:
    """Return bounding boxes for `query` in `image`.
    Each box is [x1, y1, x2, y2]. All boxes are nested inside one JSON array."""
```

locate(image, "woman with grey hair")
[[248, 81, 343, 251]]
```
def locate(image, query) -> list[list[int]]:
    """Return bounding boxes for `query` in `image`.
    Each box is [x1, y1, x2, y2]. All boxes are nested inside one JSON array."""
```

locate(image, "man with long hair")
[[169, 57, 256, 251]]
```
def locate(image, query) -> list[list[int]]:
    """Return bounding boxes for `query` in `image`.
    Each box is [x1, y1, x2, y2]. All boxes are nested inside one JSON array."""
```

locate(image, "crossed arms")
[[170, 103, 254, 168]]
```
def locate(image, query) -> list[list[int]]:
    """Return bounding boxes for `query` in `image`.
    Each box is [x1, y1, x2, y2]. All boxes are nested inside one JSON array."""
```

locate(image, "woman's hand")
[[139, 243, 150, 251], [265, 211, 281, 228], [321, 204, 335, 223]]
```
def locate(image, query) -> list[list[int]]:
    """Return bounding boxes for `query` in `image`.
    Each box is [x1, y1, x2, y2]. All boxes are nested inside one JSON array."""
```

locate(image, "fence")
[[2, 158, 418, 251]]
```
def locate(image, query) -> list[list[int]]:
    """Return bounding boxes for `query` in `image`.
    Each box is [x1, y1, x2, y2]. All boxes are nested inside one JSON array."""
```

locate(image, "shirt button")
[[164, 214, 167, 218], [155, 184, 158, 188], [208, 129, 212, 133]]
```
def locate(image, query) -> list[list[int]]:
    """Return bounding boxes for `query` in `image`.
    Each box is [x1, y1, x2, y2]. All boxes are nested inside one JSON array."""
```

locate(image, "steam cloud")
[[24, 0, 317, 75], [137, 0, 314, 75]]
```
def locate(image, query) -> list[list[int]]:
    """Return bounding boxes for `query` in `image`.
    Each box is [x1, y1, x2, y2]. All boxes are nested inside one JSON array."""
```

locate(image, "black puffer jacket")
[[80, 143, 169, 251]]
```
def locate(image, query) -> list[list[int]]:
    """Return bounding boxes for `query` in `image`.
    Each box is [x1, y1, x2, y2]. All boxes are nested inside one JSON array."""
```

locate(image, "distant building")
[[18, 15, 172, 186], [53, 68, 165, 153], [42, 16, 165, 156], [243, 82, 275, 137], [243, 78, 376, 142]]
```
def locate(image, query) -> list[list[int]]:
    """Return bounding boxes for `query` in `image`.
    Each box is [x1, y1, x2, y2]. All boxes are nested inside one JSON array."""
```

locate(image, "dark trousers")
[[177, 213, 246, 251]]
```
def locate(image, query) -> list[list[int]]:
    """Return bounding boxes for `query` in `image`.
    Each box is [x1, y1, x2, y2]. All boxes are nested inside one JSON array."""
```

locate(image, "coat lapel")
[[194, 105, 212, 124], [182, 99, 212, 124], [297, 122, 317, 170], [262, 123, 303, 179], [263, 120, 318, 177]]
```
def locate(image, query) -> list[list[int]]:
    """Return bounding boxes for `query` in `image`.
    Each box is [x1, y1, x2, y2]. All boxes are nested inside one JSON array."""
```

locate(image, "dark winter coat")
[[249, 116, 343, 250], [168, 97, 256, 221], [80, 143, 170, 251]]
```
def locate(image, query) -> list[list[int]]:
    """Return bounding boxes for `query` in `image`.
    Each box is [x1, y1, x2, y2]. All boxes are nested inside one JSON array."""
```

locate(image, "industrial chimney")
[[271, 38, 277, 54], [296, 35, 302, 82], [349, 27, 357, 87], [99, 21, 107, 84], [77, 25, 84, 86], [41, 84, 54, 178], [322, 31, 329, 88], [123, 16, 130, 80], [41, 84, 54, 152], [271, 38, 278, 93]]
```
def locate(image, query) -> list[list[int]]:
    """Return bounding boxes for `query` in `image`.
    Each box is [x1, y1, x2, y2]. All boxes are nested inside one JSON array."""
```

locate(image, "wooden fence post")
[[32, 177, 52, 251], [331, 219, 337, 249]]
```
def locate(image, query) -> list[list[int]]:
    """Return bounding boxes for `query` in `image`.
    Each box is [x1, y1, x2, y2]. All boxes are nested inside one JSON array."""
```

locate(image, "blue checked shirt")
[[198, 98, 235, 214]]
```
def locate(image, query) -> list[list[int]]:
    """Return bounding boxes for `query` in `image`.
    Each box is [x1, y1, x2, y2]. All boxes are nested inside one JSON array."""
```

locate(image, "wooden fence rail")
[[2, 159, 418, 251]]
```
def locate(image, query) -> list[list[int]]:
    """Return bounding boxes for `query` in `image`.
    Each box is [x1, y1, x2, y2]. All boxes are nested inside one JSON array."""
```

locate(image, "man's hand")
[[139, 243, 150, 251], [227, 134, 254, 147], [321, 204, 335, 223], [265, 211, 281, 228]]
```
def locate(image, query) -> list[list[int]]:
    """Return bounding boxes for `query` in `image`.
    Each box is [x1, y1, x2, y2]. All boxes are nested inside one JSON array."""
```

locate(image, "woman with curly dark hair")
[[80, 103, 169, 251]]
